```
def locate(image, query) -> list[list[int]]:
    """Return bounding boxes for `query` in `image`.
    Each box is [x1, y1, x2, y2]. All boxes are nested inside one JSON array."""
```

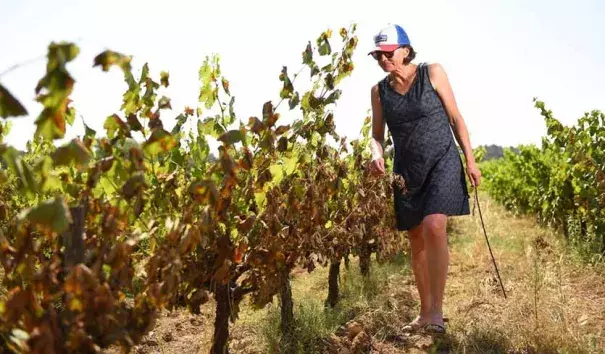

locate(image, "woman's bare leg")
[[423, 214, 448, 328], [407, 222, 431, 325]]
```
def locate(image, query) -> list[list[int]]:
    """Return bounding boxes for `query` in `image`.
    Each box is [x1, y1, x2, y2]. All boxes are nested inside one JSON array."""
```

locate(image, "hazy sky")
[[1, 0, 604, 151]]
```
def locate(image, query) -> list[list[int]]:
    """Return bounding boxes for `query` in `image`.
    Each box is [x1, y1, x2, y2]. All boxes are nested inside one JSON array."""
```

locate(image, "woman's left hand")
[[466, 163, 481, 187]]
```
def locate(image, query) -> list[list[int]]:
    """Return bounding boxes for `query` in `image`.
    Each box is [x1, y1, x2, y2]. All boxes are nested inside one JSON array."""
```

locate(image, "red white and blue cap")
[[369, 24, 411, 54]]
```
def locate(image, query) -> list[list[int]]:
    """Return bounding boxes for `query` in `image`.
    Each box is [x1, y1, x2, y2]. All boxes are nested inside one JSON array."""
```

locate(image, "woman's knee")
[[423, 214, 447, 240]]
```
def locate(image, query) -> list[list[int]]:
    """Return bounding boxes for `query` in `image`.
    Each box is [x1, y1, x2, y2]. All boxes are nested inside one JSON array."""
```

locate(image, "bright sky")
[[1, 0, 604, 152]]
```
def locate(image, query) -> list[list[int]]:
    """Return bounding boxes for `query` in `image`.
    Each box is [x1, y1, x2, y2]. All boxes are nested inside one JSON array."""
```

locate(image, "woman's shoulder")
[[419, 62, 448, 90], [423, 62, 447, 78]]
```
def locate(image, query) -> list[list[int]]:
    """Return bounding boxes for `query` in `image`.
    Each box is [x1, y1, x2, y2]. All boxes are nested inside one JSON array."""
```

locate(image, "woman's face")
[[372, 47, 407, 72]]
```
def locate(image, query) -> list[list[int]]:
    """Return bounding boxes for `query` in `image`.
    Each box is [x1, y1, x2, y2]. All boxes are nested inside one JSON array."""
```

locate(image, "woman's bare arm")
[[427, 63, 474, 164], [370, 84, 385, 160], [428, 63, 481, 185], [367, 84, 386, 175]]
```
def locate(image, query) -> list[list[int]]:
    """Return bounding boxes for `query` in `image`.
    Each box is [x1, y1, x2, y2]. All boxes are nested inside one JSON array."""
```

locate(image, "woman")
[[367, 24, 481, 334]]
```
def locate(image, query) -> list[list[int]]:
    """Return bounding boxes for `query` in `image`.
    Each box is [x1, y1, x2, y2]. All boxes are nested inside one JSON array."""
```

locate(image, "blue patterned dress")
[[378, 62, 471, 231]]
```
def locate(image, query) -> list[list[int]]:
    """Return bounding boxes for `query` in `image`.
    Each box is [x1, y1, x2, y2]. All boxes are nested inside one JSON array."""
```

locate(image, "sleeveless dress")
[[378, 62, 471, 231]]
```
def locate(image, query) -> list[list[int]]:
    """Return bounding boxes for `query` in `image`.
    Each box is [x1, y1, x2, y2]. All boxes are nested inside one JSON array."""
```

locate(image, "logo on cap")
[[374, 34, 388, 45]]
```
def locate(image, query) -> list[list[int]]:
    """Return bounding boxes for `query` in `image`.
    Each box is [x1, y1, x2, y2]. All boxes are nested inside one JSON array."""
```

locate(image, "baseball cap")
[[369, 24, 411, 54]]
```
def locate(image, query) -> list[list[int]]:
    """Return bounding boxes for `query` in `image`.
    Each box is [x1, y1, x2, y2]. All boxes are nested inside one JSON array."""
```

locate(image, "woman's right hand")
[[368, 157, 385, 176]]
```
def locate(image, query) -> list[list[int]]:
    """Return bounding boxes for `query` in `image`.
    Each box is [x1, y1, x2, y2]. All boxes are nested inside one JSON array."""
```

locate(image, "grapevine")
[[0, 24, 405, 353], [480, 99, 605, 258]]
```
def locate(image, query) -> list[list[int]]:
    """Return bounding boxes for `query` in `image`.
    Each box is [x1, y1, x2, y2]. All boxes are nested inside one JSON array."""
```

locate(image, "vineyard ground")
[[107, 191, 604, 353]]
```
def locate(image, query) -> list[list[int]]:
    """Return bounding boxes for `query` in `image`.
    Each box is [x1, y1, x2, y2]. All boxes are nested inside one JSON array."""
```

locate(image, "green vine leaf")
[[34, 42, 79, 140]]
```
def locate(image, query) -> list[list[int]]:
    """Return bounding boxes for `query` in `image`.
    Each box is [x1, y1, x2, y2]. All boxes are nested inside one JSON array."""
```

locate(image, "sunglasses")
[[370, 46, 403, 60]]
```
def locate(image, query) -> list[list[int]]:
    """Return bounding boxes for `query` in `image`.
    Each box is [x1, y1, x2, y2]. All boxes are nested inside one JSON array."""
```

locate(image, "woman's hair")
[[402, 45, 416, 64]]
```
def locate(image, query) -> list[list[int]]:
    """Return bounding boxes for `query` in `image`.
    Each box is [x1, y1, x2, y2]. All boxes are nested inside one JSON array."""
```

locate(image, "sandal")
[[424, 323, 446, 334], [402, 317, 427, 333]]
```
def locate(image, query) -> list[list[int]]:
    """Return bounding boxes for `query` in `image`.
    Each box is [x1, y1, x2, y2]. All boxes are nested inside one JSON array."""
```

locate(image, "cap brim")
[[368, 44, 400, 55]]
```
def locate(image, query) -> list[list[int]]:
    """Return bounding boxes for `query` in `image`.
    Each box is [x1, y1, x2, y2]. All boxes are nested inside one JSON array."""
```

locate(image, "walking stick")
[[473, 187, 507, 299]]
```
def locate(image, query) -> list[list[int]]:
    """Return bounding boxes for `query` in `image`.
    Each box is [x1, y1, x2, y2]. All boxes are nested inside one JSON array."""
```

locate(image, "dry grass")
[[252, 253, 417, 353], [444, 192, 605, 353], [108, 192, 605, 353]]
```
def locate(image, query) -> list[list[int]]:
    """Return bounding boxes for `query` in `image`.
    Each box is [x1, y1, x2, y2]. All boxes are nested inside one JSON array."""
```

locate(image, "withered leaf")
[[121, 172, 147, 199], [0, 84, 28, 118], [248, 116, 265, 134]]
